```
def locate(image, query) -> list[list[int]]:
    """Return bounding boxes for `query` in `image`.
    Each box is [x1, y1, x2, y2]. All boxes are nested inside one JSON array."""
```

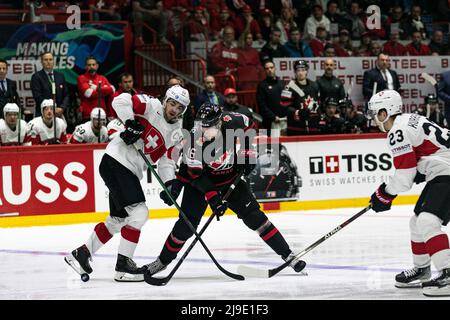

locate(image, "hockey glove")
[[414, 172, 426, 184], [205, 191, 228, 220], [120, 119, 145, 145], [160, 179, 184, 206], [370, 183, 397, 213]]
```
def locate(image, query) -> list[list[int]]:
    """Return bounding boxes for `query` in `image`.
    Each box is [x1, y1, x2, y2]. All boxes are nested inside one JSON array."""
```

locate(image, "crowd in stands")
[[0, 0, 449, 145]]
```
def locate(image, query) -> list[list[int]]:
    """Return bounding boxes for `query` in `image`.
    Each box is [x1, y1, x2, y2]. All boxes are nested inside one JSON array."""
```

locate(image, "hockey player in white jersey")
[[27, 99, 67, 144], [69, 108, 108, 144], [106, 117, 125, 141], [65, 85, 190, 282], [0, 103, 28, 146], [368, 90, 450, 297]]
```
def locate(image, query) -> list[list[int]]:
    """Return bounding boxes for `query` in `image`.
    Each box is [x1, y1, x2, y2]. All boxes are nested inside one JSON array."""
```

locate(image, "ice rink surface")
[[1, 204, 449, 300]]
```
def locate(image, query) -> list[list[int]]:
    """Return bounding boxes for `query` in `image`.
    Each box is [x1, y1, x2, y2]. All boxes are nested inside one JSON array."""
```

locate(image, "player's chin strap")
[[132, 144, 245, 285]]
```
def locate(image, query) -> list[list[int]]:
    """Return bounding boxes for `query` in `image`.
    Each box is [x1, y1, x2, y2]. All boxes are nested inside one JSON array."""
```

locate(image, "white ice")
[[0, 205, 449, 300]]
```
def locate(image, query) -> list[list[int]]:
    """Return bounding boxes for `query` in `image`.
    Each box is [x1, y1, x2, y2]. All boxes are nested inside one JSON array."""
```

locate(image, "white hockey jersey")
[[385, 113, 450, 195], [26, 117, 68, 145], [70, 121, 108, 144], [106, 93, 182, 181], [0, 119, 28, 146], [106, 118, 125, 141]]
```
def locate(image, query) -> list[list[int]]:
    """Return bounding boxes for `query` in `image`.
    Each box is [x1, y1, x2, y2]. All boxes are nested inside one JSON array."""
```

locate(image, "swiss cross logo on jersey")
[[143, 126, 166, 162], [325, 156, 339, 173], [223, 115, 232, 122]]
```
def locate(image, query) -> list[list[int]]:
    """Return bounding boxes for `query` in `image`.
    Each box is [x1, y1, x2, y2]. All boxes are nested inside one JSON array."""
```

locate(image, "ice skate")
[[64, 244, 93, 282], [114, 254, 146, 282], [422, 268, 450, 297], [395, 266, 431, 288]]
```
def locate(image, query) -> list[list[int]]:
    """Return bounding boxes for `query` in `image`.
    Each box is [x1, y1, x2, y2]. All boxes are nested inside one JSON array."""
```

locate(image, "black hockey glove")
[[414, 172, 426, 184], [160, 179, 184, 206], [205, 191, 228, 221], [120, 119, 145, 145], [370, 183, 397, 213]]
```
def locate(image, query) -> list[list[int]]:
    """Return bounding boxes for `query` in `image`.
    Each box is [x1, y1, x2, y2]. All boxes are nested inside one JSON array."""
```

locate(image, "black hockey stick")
[[51, 82, 57, 143], [97, 81, 102, 143], [145, 171, 244, 286], [237, 205, 372, 278], [134, 147, 245, 284]]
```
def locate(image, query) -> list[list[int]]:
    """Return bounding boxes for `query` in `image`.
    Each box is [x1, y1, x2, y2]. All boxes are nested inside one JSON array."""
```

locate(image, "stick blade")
[[237, 265, 270, 278], [421, 72, 437, 86], [144, 273, 168, 286]]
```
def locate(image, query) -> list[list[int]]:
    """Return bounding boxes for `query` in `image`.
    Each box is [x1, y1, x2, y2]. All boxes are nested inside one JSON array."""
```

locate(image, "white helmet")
[[3, 103, 19, 117], [90, 107, 107, 121], [368, 90, 403, 132], [41, 99, 54, 114], [163, 85, 190, 116]]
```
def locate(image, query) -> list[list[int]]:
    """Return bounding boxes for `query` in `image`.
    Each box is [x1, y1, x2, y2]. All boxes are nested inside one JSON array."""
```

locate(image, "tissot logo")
[[309, 153, 392, 174]]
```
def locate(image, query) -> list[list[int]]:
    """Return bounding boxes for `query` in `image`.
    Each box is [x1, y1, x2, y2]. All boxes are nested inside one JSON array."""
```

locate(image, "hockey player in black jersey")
[[144, 103, 306, 276]]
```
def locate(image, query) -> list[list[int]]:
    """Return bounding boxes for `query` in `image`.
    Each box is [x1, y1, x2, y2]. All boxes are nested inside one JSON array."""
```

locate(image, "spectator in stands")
[[339, 98, 367, 133], [208, 25, 239, 74], [414, 94, 446, 128], [89, 0, 122, 20], [223, 87, 253, 120], [357, 32, 372, 56], [256, 60, 286, 135], [258, 8, 274, 42], [234, 4, 263, 42], [362, 53, 401, 101], [382, 31, 408, 56], [31, 52, 69, 118], [368, 41, 382, 56], [184, 6, 209, 41], [402, 5, 427, 40], [0, 103, 28, 146], [260, 27, 289, 63], [237, 31, 262, 68], [319, 97, 345, 134], [283, 27, 313, 58], [316, 58, 345, 106], [108, 73, 137, 119], [383, 5, 407, 40], [309, 26, 329, 57], [280, 59, 321, 136], [165, 75, 194, 130], [193, 75, 224, 114], [0, 59, 20, 119], [323, 44, 337, 57], [333, 28, 353, 56], [325, 0, 351, 35], [210, 5, 236, 40], [77, 56, 115, 121], [274, 6, 297, 45], [26, 99, 68, 145], [69, 107, 109, 144], [343, 1, 366, 40], [428, 30, 447, 56], [303, 4, 331, 40], [132, 0, 169, 44], [438, 70, 450, 127], [406, 31, 431, 56]]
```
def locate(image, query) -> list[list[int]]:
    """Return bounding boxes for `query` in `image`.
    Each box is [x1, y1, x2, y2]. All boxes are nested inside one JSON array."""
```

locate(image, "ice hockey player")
[[280, 59, 320, 135], [65, 85, 190, 282], [0, 103, 28, 146], [106, 117, 125, 141], [69, 108, 108, 144], [26, 99, 67, 145], [413, 94, 446, 128], [368, 89, 450, 297], [144, 103, 306, 277]]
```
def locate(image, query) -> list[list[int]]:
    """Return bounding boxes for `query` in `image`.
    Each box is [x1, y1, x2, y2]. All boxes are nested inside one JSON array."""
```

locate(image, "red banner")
[[0, 146, 96, 216]]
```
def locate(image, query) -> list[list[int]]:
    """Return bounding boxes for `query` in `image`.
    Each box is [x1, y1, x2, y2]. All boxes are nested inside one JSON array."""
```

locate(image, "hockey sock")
[[85, 222, 113, 255], [159, 232, 186, 265], [257, 220, 291, 258], [409, 215, 431, 267], [118, 225, 141, 258]]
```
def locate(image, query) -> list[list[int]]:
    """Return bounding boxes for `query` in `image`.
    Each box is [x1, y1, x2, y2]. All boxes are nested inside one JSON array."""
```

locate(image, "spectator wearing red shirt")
[[332, 28, 353, 57], [234, 4, 262, 41], [382, 31, 408, 56], [208, 25, 239, 74], [237, 31, 261, 68], [258, 8, 274, 42], [309, 26, 329, 57], [184, 6, 209, 41], [210, 6, 236, 40], [77, 56, 115, 121], [88, 0, 121, 20], [406, 31, 431, 56]]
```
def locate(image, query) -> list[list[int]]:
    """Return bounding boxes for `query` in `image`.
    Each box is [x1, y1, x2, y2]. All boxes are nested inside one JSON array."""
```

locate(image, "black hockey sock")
[[258, 221, 291, 258], [159, 232, 186, 265]]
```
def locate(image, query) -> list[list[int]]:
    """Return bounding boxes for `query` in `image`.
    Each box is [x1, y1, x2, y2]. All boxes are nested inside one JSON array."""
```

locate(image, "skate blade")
[[64, 255, 87, 276], [395, 280, 427, 288], [423, 285, 450, 297], [114, 272, 145, 282]]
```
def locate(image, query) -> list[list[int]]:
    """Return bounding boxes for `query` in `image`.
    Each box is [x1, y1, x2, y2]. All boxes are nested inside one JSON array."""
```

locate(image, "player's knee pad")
[[416, 212, 443, 241], [104, 215, 126, 235], [241, 210, 268, 231], [124, 202, 149, 230]]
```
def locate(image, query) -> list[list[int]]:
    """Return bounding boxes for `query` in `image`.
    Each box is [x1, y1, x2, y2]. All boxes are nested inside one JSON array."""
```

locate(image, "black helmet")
[[425, 93, 438, 105], [195, 102, 223, 127], [324, 97, 338, 107], [294, 59, 309, 71]]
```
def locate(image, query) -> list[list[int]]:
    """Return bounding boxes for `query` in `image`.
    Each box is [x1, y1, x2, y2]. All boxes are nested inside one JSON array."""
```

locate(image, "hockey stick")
[[97, 81, 102, 143], [145, 171, 244, 286], [51, 82, 57, 143], [237, 205, 372, 278], [134, 146, 245, 283]]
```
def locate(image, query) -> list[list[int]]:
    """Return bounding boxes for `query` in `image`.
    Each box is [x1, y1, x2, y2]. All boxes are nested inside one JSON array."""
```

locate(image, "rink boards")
[[0, 133, 423, 227]]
